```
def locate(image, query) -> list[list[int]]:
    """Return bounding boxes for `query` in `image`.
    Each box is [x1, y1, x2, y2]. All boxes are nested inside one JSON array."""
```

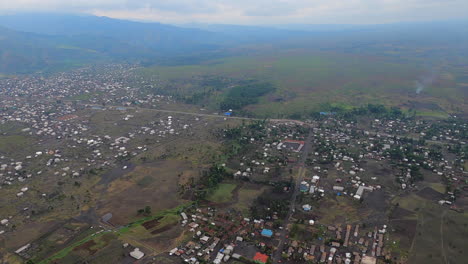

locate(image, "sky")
[[0, 0, 467, 25]]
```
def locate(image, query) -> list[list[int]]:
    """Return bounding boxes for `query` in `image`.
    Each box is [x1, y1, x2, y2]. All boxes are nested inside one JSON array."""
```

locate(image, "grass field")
[[0, 134, 35, 158], [98, 161, 191, 226], [314, 196, 363, 225], [139, 50, 468, 118], [391, 194, 468, 264], [206, 183, 237, 203], [232, 184, 270, 215]]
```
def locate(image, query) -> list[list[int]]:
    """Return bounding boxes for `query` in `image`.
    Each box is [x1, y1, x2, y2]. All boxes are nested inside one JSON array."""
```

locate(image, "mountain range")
[[0, 13, 467, 74]]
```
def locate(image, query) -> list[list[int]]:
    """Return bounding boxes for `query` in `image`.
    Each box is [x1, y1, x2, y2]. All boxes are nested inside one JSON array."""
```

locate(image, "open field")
[[0, 134, 35, 157], [206, 183, 237, 203], [140, 50, 468, 118], [391, 193, 468, 264], [312, 196, 364, 225], [35, 204, 191, 264], [232, 183, 271, 215], [97, 161, 189, 226]]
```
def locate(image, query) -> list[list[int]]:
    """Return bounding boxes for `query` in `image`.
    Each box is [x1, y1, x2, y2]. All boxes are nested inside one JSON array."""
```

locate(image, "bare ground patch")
[[417, 187, 444, 201], [97, 160, 192, 226]]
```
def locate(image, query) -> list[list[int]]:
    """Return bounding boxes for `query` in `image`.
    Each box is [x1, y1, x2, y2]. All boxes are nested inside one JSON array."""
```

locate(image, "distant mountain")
[[179, 23, 310, 43], [0, 13, 222, 53], [0, 24, 164, 74], [0, 26, 101, 73], [0, 14, 224, 73], [1, 13, 467, 74]]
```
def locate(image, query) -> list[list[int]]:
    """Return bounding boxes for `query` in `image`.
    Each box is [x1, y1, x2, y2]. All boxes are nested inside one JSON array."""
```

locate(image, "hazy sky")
[[0, 0, 467, 25]]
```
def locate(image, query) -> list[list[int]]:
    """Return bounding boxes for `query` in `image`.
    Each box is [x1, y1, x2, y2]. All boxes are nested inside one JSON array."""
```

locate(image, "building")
[[354, 186, 374, 199], [261, 229, 273, 238], [130, 248, 144, 260], [253, 252, 269, 264], [282, 140, 305, 152], [361, 256, 377, 264], [302, 204, 312, 211], [333, 186, 344, 192]]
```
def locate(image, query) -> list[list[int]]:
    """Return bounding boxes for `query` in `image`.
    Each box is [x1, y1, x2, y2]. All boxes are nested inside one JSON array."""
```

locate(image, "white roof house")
[[130, 248, 145, 260]]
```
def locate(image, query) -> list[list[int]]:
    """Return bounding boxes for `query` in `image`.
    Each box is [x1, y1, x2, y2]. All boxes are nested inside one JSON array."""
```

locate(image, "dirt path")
[[82, 103, 306, 125], [440, 210, 448, 264]]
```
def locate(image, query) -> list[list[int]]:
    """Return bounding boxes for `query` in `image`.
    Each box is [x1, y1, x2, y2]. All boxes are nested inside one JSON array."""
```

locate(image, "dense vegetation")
[[194, 165, 231, 201], [309, 103, 408, 120], [220, 82, 276, 111]]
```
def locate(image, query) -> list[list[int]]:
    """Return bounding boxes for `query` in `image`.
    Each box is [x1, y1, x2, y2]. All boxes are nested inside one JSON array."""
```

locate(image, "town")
[[0, 65, 467, 264]]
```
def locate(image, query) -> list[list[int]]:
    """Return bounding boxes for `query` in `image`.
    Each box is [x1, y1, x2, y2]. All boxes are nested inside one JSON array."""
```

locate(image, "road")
[[81, 103, 306, 125], [83, 104, 452, 147], [271, 129, 314, 263]]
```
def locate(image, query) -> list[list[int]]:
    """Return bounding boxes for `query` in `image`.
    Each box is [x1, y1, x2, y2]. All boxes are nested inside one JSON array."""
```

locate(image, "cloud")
[[0, 0, 467, 24]]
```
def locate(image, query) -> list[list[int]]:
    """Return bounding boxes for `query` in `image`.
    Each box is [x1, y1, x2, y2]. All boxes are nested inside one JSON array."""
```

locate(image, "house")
[[261, 229, 273, 238], [354, 186, 374, 200], [253, 252, 269, 264], [181, 212, 188, 221], [333, 186, 344, 192], [302, 204, 312, 211], [200, 235, 210, 243], [130, 248, 144, 260], [361, 256, 377, 264], [300, 181, 310, 192]]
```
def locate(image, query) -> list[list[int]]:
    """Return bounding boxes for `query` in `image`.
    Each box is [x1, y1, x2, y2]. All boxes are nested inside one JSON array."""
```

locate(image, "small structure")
[[361, 256, 377, 264], [181, 212, 188, 221], [130, 248, 145, 260], [15, 244, 31, 254], [302, 204, 312, 211], [300, 181, 310, 192], [261, 229, 273, 238], [253, 252, 269, 264], [333, 186, 344, 192]]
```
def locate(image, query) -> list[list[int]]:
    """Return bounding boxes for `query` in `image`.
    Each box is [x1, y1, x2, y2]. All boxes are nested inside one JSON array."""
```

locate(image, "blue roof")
[[261, 229, 273, 237], [320, 112, 336, 116], [224, 112, 232, 116]]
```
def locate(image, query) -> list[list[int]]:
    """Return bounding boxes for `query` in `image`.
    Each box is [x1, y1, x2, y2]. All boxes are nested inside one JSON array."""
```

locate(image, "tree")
[[144, 205, 152, 215]]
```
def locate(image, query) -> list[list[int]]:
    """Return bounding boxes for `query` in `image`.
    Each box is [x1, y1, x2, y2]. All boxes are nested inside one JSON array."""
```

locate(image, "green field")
[[392, 194, 468, 264], [0, 135, 33, 154], [206, 183, 237, 203], [140, 50, 467, 118]]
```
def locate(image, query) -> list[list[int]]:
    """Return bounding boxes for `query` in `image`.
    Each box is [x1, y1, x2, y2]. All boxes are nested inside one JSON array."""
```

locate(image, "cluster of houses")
[[0, 66, 207, 239], [170, 208, 278, 264], [305, 116, 466, 206], [283, 223, 388, 264], [1, 63, 467, 263]]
